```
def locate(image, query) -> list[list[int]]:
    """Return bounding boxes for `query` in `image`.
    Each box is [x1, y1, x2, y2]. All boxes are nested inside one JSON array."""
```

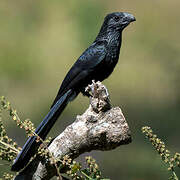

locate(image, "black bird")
[[11, 12, 135, 171]]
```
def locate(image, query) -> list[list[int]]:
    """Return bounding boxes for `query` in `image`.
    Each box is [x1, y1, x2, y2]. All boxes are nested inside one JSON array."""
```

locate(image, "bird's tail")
[[11, 89, 74, 172]]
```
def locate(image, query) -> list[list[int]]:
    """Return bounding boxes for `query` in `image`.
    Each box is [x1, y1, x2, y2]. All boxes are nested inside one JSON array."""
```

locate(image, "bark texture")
[[14, 81, 131, 180]]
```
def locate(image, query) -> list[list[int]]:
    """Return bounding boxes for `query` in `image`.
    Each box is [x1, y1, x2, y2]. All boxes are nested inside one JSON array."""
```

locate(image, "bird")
[[11, 12, 135, 171]]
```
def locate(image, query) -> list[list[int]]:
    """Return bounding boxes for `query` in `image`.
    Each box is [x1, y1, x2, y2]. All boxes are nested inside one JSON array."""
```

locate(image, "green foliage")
[[3, 173, 14, 180], [0, 96, 35, 137], [0, 96, 60, 179], [61, 155, 109, 180], [0, 97, 20, 162], [142, 126, 180, 180]]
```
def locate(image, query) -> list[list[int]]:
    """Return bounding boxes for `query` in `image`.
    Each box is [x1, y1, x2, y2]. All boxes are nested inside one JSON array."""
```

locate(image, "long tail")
[[11, 89, 74, 172]]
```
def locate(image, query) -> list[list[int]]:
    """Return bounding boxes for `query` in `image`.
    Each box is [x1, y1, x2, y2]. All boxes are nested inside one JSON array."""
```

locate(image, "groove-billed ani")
[[11, 12, 135, 171]]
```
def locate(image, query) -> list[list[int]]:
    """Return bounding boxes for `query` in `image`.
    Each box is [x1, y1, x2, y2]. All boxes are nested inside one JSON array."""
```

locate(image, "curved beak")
[[123, 12, 136, 23]]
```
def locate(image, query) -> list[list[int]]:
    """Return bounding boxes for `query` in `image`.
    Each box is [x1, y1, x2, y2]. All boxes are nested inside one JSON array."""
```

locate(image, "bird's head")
[[98, 12, 136, 36], [105, 12, 136, 31]]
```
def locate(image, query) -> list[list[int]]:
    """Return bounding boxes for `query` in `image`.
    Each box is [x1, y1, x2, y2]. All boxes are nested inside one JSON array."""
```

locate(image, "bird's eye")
[[114, 16, 120, 22]]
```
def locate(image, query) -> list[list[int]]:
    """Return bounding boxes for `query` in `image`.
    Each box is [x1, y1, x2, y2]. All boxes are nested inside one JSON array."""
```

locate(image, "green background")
[[0, 0, 180, 179]]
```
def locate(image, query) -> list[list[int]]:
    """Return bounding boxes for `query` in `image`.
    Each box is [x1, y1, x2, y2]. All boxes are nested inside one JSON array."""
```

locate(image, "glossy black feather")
[[51, 41, 107, 107]]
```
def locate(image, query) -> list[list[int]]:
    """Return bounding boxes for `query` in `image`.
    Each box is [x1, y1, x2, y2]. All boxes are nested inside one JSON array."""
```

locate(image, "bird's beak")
[[123, 12, 136, 23]]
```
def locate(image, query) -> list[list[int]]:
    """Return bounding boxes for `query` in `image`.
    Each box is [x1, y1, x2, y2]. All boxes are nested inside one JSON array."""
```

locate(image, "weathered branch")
[[14, 81, 131, 180]]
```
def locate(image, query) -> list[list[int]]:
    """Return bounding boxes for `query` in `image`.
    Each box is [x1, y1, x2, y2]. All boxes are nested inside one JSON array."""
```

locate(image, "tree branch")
[[14, 81, 131, 180]]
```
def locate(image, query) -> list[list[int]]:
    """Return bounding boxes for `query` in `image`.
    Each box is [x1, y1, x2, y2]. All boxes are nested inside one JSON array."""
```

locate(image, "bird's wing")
[[51, 41, 107, 107], [76, 41, 107, 69]]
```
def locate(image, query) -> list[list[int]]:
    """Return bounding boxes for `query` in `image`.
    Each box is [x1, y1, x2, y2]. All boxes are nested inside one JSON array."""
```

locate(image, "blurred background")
[[0, 0, 180, 179]]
